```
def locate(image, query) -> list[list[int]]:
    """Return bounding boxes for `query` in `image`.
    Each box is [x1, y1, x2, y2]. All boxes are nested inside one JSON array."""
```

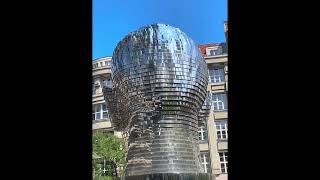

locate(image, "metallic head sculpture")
[[104, 23, 211, 179]]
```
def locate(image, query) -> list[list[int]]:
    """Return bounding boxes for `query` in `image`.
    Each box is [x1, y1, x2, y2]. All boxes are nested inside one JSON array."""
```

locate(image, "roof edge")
[[93, 56, 112, 61]]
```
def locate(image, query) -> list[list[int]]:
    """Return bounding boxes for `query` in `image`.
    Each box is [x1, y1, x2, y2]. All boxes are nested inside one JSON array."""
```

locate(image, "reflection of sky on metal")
[[104, 24, 211, 177]]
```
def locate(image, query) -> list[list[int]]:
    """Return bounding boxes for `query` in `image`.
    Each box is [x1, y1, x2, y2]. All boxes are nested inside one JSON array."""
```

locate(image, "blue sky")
[[93, 0, 227, 59]]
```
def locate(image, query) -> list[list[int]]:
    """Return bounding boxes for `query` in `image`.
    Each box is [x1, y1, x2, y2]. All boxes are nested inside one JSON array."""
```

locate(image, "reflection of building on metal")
[[103, 24, 213, 179]]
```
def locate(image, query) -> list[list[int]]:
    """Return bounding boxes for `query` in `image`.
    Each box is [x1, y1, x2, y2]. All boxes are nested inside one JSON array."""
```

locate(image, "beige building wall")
[[207, 108, 222, 175], [92, 57, 113, 132], [202, 44, 228, 180]]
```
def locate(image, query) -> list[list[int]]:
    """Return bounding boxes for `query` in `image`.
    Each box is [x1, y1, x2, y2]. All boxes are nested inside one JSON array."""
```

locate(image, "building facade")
[[198, 41, 228, 180], [92, 23, 228, 180]]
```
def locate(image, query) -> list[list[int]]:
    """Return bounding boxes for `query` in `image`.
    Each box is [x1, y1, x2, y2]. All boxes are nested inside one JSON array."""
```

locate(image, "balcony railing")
[[93, 60, 112, 70], [206, 52, 228, 57]]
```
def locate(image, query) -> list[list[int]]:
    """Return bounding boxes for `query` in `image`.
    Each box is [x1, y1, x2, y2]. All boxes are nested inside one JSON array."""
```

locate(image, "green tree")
[[93, 130, 126, 179]]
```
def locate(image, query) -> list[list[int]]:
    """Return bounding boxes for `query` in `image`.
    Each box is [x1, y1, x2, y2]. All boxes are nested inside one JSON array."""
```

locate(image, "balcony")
[[92, 118, 110, 123], [93, 57, 112, 69], [206, 52, 228, 58], [92, 119, 112, 130], [205, 43, 227, 57], [93, 57, 112, 76]]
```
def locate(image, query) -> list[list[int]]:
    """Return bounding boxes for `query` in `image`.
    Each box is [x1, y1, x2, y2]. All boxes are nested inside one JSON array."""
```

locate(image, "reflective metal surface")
[[123, 173, 213, 180], [103, 24, 211, 177]]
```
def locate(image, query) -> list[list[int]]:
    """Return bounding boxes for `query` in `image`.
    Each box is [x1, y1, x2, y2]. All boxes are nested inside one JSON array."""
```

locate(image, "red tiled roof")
[[198, 43, 223, 56]]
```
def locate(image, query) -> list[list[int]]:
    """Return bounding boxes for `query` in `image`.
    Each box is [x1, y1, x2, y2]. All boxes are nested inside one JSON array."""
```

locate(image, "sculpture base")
[[122, 173, 214, 180]]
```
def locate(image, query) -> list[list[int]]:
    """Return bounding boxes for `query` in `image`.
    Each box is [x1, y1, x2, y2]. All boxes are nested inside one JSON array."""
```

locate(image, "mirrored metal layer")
[[124, 173, 214, 180], [103, 23, 210, 176]]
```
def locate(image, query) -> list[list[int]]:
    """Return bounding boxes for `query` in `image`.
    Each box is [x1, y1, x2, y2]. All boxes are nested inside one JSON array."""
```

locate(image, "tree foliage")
[[92, 130, 126, 179]]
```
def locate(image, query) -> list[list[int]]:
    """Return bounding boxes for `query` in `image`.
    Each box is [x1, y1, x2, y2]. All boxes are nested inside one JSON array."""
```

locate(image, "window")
[[215, 120, 228, 140], [209, 47, 223, 56], [219, 151, 228, 173], [209, 67, 225, 83], [92, 104, 109, 120], [103, 79, 112, 87], [210, 50, 218, 56], [198, 126, 208, 141], [200, 151, 211, 173], [211, 93, 227, 111], [102, 104, 108, 119]]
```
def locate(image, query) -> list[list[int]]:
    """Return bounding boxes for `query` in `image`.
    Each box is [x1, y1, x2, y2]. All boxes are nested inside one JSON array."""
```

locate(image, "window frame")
[[210, 93, 228, 111], [198, 126, 208, 142], [208, 66, 225, 83], [200, 151, 211, 173], [92, 103, 109, 121], [219, 151, 228, 173], [215, 120, 228, 140], [208, 46, 223, 56]]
